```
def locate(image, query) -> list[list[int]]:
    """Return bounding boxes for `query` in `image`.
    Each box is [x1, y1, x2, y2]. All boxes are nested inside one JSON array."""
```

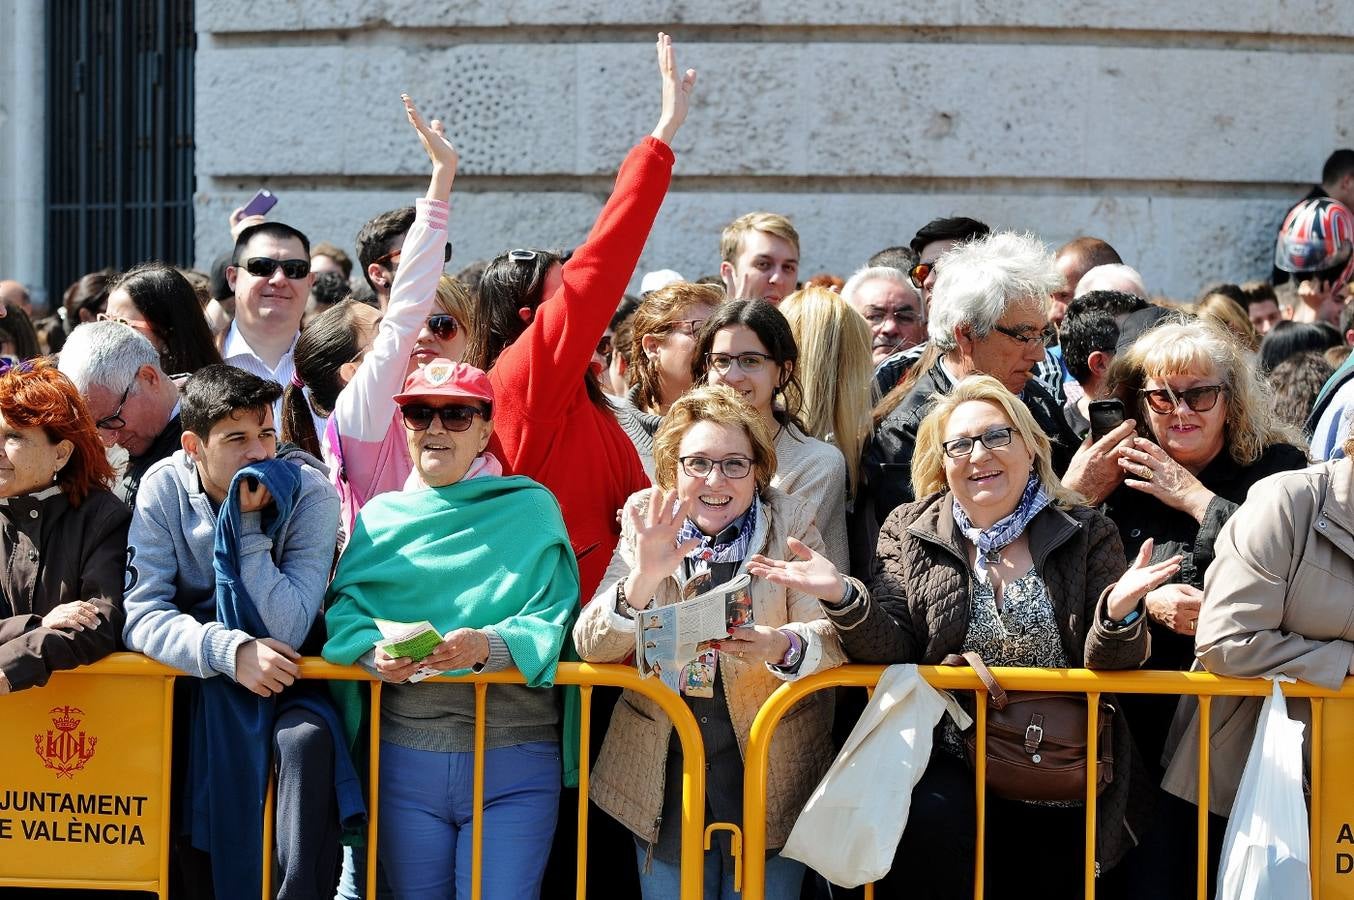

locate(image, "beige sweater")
[[772, 424, 849, 571]]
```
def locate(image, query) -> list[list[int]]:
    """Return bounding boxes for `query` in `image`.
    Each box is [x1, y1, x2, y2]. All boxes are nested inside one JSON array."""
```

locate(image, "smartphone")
[[241, 189, 277, 218], [1088, 399, 1126, 442]]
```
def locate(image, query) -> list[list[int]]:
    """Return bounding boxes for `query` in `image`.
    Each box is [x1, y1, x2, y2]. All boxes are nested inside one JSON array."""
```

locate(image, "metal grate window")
[[46, 0, 195, 300]]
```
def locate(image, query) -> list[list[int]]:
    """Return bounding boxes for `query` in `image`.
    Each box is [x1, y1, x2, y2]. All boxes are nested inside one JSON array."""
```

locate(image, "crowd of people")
[[4, 31, 1354, 900]]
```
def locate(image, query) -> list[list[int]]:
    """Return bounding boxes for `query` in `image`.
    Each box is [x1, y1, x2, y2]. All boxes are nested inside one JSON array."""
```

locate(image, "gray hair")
[[927, 232, 1061, 352], [1075, 263, 1148, 299], [57, 321, 163, 394], [841, 266, 922, 318]]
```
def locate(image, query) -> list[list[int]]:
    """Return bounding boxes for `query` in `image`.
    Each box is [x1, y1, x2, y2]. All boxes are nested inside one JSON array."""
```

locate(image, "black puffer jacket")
[[824, 491, 1151, 870]]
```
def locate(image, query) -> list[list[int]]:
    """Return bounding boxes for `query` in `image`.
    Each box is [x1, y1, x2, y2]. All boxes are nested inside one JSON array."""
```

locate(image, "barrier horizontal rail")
[[0, 655, 709, 900], [741, 665, 1354, 900]]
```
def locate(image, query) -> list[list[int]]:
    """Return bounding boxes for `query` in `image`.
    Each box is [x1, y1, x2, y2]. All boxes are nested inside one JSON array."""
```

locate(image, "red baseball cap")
[[393, 359, 494, 410]]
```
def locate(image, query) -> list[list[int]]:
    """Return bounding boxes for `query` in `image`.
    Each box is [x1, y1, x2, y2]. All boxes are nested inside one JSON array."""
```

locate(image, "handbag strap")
[[942, 651, 1009, 711]]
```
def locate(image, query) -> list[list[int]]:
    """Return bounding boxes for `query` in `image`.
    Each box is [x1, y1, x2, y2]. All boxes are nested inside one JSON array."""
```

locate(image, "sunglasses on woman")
[[400, 403, 487, 432], [1138, 384, 1226, 415], [240, 257, 311, 279], [426, 314, 460, 340]]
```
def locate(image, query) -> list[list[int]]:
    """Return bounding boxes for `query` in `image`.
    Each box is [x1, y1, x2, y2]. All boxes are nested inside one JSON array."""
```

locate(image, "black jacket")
[[862, 359, 1081, 527], [116, 413, 183, 507]]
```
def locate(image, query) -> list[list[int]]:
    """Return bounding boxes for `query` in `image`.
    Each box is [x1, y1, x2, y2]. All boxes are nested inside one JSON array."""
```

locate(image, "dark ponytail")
[[280, 300, 367, 458]]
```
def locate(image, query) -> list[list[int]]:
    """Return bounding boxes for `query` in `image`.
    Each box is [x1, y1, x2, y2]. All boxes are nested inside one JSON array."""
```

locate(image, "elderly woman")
[[613, 280, 724, 476], [574, 384, 846, 900], [690, 299, 851, 571], [756, 375, 1178, 898], [864, 232, 1082, 527], [323, 359, 579, 900], [0, 360, 129, 694], [1159, 446, 1354, 890]]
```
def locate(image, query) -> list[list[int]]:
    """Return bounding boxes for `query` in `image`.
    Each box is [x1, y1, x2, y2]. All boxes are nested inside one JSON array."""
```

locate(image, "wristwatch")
[[778, 629, 804, 668], [1103, 606, 1142, 631]]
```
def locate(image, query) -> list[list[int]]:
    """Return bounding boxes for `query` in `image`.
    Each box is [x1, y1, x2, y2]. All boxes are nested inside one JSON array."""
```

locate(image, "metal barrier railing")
[[741, 666, 1354, 900], [0, 656, 709, 900]]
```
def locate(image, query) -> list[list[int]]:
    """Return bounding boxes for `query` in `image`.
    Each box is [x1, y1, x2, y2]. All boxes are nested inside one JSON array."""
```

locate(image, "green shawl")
[[323, 476, 580, 757]]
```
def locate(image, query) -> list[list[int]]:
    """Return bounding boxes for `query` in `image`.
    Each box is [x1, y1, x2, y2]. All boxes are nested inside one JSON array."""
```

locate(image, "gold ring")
[[1143, 469, 1153, 482], [1190, 618, 1197, 630]]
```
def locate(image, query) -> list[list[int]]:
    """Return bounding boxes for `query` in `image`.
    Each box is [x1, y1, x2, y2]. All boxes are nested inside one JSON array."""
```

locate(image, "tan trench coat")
[[573, 486, 847, 848], [1163, 459, 1354, 816]]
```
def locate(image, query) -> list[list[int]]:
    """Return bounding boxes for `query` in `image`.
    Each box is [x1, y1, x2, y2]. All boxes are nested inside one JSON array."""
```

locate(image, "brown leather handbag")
[[946, 651, 1114, 803]]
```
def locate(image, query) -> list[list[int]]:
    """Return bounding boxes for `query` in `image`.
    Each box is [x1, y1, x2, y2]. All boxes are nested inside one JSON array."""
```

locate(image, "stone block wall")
[[193, 2, 1354, 297]]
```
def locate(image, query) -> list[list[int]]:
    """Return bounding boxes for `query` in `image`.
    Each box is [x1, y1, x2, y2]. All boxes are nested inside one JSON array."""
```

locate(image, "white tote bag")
[[781, 664, 970, 888], [1216, 678, 1311, 900]]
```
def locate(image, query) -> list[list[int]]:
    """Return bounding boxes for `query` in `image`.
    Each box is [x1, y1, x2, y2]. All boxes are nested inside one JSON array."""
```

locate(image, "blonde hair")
[[911, 375, 1084, 508], [652, 384, 777, 495], [434, 274, 473, 330], [720, 212, 800, 263], [1192, 293, 1259, 352], [1105, 315, 1303, 464], [626, 282, 725, 412], [780, 286, 872, 496]]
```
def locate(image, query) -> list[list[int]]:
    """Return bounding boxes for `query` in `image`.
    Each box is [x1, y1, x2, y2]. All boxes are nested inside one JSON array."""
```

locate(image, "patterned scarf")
[[675, 494, 760, 565], [952, 471, 1050, 584]]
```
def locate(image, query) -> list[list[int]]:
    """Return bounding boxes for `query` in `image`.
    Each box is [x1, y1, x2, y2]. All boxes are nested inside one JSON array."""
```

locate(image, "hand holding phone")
[[1089, 399, 1126, 443], [240, 189, 277, 218]]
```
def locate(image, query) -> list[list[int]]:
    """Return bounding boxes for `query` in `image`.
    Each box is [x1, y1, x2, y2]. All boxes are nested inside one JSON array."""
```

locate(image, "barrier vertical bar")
[[1310, 697, 1324, 893], [366, 681, 383, 900], [471, 682, 488, 900], [260, 768, 276, 900], [973, 693, 987, 900], [1083, 692, 1100, 900], [576, 685, 593, 899], [157, 677, 174, 900], [1196, 696, 1211, 900]]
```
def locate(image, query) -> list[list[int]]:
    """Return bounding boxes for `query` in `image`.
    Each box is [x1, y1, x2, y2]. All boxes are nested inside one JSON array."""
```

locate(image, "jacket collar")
[[907, 489, 1081, 567], [1319, 458, 1354, 551]]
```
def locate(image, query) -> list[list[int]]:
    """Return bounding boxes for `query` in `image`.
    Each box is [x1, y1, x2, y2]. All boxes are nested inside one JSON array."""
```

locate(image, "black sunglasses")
[[908, 259, 936, 289], [401, 402, 487, 432], [376, 242, 454, 269], [240, 257, 311, 279], [426, 315, 460, 340]]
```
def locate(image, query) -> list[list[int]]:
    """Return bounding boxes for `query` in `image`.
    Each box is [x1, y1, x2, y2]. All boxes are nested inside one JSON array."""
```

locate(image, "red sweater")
[[488, 137, 672, 602]]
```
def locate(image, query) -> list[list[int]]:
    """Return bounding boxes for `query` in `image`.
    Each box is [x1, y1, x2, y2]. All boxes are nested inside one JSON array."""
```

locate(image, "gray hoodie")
[[121, 446, 340, 682]]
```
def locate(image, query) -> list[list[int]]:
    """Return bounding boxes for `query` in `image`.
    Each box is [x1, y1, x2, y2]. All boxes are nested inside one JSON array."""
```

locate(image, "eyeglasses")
[[863, 308, 921, 327], [670, 319, 708, 337], [941, 426, 1015, 459], [706, 351, 774, 374], [400, 402, 488, 432], [95, 381, 134, 431], [992, 324, 1056, 347], [97, 313, 131, 326], [1138, 384, 1226, 415], [239, 257, 311, 279], [596, 335, 613, 357], [426, 314, 460, 340], [678, 455, 754, 479], [375, 242, 454, 270], [507, 248, 538, 262], [908, 259, 937, 289]]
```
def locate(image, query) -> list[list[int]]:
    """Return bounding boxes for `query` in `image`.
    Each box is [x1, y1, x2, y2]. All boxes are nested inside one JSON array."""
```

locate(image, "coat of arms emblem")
[[34, 705, 97, 778]]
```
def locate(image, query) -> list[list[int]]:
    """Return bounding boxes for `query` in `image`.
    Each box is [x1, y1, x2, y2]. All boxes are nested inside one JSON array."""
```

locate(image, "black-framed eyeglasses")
[[941, 426, 1015, 459], [240, 257, 311, 279], [908, 259, 937, 289], [706, 351, 774, 374], [95, 381, 134, 431], [400, 403, 488, 432], [992, 323, 1056, 347], [1138, 384, 1226, 415], [375, 242, 453, 270], [507, 248, 538, 263], [678, 455, 754, 479], [863, 308, 921, 327], [426, 314, 460, 340]]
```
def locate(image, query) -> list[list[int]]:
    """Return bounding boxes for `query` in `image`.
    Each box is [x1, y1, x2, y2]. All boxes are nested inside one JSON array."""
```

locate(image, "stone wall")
[[194, 2, 1354, 297]]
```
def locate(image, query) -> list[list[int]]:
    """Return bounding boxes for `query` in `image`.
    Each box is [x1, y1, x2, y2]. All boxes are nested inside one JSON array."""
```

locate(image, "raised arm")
[[332, 94, 457, 445], [493, 35, 696, 425]]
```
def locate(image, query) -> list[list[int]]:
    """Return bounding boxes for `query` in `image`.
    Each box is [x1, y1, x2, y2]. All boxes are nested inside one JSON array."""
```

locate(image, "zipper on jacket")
[[643, 816, 661, 874]]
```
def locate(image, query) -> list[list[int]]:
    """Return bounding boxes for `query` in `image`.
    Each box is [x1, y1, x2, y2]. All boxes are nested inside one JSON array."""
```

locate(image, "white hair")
[[1075, 263, 1148, 299], [926, 232, 1061, 352], [57, 321, 162, 394], [841, 266, 922, 317]]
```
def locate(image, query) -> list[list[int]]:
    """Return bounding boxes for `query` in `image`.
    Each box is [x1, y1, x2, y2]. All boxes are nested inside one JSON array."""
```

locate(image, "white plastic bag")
[[1216, 678, 1311, 900], [781, 664, 970, 888]]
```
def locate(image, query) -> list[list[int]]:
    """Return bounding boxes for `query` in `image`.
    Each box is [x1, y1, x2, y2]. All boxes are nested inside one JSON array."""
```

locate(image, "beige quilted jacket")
[[573, 486, 847, 848]]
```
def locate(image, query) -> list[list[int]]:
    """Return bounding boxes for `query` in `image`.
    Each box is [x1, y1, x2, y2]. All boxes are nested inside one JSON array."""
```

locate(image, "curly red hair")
[[0, 359, 114, 506]]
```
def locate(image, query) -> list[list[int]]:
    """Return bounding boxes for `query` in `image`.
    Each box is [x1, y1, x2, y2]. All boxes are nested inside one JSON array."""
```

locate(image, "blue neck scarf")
[[952, 471, 1050, 584], [676, 494, 760, 565]]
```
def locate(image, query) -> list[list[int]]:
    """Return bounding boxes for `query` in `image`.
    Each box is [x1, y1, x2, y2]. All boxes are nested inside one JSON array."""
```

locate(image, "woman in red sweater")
[[470, 33, 697, 602]]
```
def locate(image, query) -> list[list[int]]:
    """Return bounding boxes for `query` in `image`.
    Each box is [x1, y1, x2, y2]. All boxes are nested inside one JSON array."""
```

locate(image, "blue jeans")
[[379, 740, 561, 900], [633, 841, 805, 900]]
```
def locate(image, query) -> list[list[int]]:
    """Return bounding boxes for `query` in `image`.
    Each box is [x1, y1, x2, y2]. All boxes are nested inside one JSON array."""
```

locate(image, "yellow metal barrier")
[[0, 656, 708, 900], [741, 666, 1354, 900]]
